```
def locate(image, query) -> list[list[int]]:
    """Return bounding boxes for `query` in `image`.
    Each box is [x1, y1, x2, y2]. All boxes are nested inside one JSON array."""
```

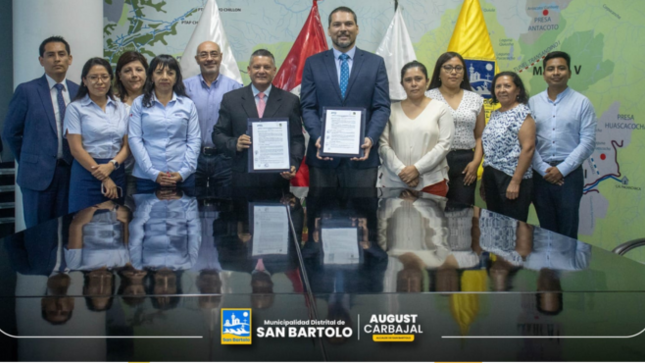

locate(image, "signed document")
[[248, 119, 290, 173], [321, 227, 360, 265], [252, 204, 289, 256], [320, 108, 366, 158]]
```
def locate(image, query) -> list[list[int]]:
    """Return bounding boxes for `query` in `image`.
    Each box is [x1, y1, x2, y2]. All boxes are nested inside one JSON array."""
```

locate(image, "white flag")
[[375, 7, 417, 101], [180, 0, 242, 83]]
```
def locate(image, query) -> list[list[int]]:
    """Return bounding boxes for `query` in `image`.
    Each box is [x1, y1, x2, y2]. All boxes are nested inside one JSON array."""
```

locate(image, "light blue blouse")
[[63, 95, 128, 159], [64, 209, 128, 271], [128, 193, 201, 271], [128, 93, 201, 181]]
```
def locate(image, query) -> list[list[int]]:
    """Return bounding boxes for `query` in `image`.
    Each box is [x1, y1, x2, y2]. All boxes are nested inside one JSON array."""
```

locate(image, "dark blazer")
[[300, 48, 390, 169], [213, 84, 305, 175], [3, 75, 79, 191]]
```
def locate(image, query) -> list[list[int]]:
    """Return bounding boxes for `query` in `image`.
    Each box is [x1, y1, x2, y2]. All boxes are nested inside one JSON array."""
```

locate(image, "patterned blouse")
[[482, 103, 532, 179], [426, 88, 483, 150]]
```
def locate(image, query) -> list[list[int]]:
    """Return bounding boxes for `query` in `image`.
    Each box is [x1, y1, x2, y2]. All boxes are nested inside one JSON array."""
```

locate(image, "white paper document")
[[321, 227, 360, 265], [252, 205, 289, 256], [251, 121, 290, 171], [322, 110, 362, 155]]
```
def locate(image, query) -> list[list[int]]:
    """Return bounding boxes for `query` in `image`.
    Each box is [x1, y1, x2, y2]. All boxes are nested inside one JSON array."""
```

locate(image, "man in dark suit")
[[3, 36, 79, 228], [213, 49, 305, 189], [300, 6, 390, 188]]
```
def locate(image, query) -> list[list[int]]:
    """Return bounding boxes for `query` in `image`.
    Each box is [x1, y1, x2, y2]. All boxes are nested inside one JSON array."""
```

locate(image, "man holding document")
[[213, 49, 305, 188], [300, 6, 390, 188]]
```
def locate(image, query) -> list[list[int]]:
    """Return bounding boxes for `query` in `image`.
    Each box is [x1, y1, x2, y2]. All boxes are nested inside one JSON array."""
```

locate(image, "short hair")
[[39, 36, 71, 57], [249, 49, 275, 66], [73, 57, 115, 102], [543, 51, 571, 70], [400, 61, 428, 83], [114, 51, 149, 102], [195, 41, 221, 55], [489, 71, 529, 105], [142, 54, 187, 108], [428, 52, 472, 91], [328, 6, 357, 26]]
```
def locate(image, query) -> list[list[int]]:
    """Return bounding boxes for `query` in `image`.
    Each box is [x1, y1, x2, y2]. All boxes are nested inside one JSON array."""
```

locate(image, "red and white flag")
[[273, 0, 328, 187]]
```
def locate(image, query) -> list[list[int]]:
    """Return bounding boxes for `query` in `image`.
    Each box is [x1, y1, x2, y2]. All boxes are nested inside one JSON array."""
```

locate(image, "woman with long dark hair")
[[64, 57, 129, 212], [426, 52, 485, 205], [128, 54, 201, 192], [481, 71, 535, 221]]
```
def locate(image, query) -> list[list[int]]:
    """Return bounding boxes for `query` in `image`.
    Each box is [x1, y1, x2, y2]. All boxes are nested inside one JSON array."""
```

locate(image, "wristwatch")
[[110, 160, 120, 170]]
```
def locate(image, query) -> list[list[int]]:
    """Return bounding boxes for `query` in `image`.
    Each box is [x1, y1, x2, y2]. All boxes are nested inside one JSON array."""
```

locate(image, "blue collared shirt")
[[523, 228, 591, 271], [332, 46, 356, 84], [251, 84, 272, 109], [64, 95, 128, 159], [529, 87, 596, 177], [184, 73, 242, 147], [64, 209, 129, 270], [128, 92, 201, 181], [128, 193, 201, 271]]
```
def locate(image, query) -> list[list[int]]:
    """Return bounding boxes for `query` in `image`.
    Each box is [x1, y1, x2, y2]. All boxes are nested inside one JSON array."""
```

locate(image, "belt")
[[547, 160, 564, 167], [202, 147, 217, 156]]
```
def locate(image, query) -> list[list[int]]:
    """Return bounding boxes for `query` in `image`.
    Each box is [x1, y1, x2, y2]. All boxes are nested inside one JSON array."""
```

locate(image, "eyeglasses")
[[442, 65, 464, 73], [87, 74, 111, 83], [198, 52, 221, 59]]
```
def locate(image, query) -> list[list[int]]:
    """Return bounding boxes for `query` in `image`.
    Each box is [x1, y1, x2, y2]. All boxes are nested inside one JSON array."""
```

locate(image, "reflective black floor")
[[2, 187, 645, 361]]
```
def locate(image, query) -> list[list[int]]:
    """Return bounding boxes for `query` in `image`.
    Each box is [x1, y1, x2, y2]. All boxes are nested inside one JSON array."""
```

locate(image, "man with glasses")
[[184, 41, 242, 192]]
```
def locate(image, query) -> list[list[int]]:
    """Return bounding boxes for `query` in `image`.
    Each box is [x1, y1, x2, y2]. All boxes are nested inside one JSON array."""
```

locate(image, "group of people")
[[379, 47, 595, 239], [3, 6, 595, 239]]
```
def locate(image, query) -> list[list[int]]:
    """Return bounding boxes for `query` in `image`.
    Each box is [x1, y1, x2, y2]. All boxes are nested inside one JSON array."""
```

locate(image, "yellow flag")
[[447, 0, 499, 177], [449, 270, 487, 335]]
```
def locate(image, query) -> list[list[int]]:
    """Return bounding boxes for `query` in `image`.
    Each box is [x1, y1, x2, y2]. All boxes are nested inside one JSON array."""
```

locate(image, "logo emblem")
[[221, 308, 252, 345], [465, 60, 495, 99]]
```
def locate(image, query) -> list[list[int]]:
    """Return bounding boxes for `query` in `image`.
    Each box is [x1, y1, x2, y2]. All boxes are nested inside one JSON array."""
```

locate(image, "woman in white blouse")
[[427, 52, 485, 205], [378, 61, 454, 196]]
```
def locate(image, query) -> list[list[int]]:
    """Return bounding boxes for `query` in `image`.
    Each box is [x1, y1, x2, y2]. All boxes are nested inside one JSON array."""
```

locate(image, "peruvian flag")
[[273, 0, 328, 187]]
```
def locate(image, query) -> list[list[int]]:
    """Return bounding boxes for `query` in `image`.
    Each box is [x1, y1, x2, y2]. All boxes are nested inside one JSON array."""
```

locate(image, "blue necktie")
[[54, 83, 66, 120], [54, 83, 72, 163], [339, 54, 349, 99]]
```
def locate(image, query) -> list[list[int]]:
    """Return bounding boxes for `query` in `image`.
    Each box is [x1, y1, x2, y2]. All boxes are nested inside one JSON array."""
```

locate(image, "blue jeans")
[[532, 166, 583, 239]]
